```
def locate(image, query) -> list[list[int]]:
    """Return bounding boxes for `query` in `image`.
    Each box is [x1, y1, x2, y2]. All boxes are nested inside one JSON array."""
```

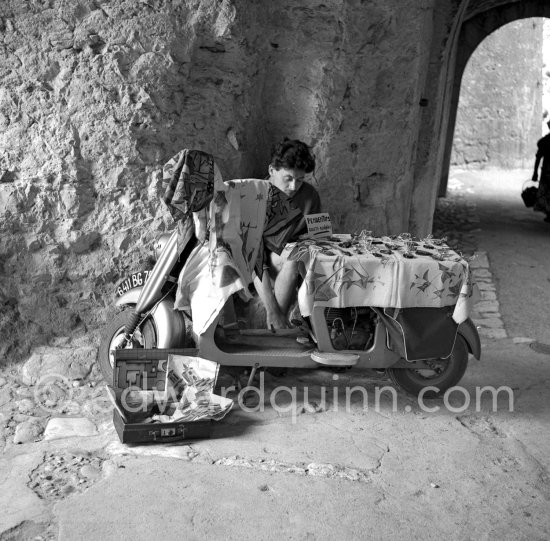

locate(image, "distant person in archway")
[[532, 119, 550, 223]]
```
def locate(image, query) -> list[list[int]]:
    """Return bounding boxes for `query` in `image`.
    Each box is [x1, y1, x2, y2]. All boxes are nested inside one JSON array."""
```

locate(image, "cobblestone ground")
[[433, 180, 506, 340]]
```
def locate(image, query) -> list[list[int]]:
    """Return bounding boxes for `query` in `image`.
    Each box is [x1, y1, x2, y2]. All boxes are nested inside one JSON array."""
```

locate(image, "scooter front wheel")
[[386, 334, 469, 398], [98, 308, 157, 384]]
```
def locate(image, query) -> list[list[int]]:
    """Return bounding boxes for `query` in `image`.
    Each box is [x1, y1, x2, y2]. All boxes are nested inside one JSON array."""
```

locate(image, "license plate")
[[115, 270, 151, 297]]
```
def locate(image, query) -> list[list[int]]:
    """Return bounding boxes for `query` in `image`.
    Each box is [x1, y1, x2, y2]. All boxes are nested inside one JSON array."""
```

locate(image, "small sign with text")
[[305, 213, 332, 238]]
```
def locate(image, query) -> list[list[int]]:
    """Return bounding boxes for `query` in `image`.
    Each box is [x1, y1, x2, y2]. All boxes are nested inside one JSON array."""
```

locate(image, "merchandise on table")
[[283, 232, 479, 324]]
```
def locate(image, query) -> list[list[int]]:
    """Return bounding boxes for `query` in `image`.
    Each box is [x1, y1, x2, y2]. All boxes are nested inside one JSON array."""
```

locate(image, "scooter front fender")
[[115, 289, 142, 307], [135, 229, 180, 314], [115, 288, 186, 349]]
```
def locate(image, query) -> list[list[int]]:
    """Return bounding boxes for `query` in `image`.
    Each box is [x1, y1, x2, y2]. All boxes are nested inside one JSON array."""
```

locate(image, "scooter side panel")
[[310, 305, 400, 369], [152, 297, 187, 349], [116, 291, 187, 350], [353, 324, 401, 369]]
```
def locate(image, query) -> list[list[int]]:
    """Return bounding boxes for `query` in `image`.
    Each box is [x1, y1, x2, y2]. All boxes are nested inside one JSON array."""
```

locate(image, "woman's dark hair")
[[270, 138, 315, 173]]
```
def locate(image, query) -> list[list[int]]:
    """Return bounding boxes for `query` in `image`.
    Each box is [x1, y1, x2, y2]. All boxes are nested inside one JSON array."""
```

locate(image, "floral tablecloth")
[[284, 234, 480, 324]]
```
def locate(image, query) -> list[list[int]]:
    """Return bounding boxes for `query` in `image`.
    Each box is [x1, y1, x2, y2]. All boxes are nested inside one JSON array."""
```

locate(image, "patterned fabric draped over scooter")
[[162, 149, 219, 254], [162, 149, 215, 219], [162, 150, 302, 335]]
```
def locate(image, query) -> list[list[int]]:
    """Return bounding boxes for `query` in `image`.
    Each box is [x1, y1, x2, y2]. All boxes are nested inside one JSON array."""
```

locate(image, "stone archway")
[[440, 1, 550, 195]]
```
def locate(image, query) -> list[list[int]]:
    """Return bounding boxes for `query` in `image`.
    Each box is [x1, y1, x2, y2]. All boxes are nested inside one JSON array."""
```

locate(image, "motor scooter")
[[98, 227, 481, 398]]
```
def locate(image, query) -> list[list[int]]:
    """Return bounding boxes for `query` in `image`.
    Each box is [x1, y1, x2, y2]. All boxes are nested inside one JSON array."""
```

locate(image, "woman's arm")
[[533, 151, 542, 181]]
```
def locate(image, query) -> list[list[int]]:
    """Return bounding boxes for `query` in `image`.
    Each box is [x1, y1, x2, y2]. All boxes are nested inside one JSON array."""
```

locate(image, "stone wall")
[[0, 0, 456, 359], [451, 18, 542, 169], [0, 0, 245, 358]]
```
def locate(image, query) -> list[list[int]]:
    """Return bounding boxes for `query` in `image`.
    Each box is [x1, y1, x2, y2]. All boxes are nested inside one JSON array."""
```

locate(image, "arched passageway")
[[451, 18, 541, 171], [440, 1, 550, 195], [434, 3, 550, 345]]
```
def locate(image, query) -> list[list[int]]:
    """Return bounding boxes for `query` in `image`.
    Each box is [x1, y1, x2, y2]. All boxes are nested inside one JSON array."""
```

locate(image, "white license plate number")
[[115, 270, 150, 297]]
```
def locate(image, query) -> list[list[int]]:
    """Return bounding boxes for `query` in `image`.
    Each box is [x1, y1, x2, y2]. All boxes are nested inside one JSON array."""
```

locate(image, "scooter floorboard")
[[219, 334, 311, 350], [203, 342, 319, 368], [218, 343, 316, 357]]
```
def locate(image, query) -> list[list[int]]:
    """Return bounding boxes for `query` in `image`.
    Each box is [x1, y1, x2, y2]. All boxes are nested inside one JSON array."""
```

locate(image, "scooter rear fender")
[[457, 318, 481, 360], [115, 288, 186, 349]]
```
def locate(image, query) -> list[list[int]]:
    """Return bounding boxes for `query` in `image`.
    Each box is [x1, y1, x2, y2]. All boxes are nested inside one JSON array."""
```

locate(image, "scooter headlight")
[[153, 233, 172, 261]]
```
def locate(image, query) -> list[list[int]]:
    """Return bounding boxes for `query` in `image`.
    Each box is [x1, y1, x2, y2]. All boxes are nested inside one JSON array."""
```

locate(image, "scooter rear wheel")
[[98, 308, 157, 384], [386, 334, 469, 398]]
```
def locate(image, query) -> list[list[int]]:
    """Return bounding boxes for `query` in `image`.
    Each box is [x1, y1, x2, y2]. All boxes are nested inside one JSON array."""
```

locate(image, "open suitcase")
[[110, 348, 213, 444]]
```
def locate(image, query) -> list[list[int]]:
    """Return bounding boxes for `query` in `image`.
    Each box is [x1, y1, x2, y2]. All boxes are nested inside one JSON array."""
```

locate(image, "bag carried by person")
[[521, 179, 538, 208]]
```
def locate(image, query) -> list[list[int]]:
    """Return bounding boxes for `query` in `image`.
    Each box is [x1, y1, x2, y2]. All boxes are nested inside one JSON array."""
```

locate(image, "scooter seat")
[[311, 351, 360, 366]]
